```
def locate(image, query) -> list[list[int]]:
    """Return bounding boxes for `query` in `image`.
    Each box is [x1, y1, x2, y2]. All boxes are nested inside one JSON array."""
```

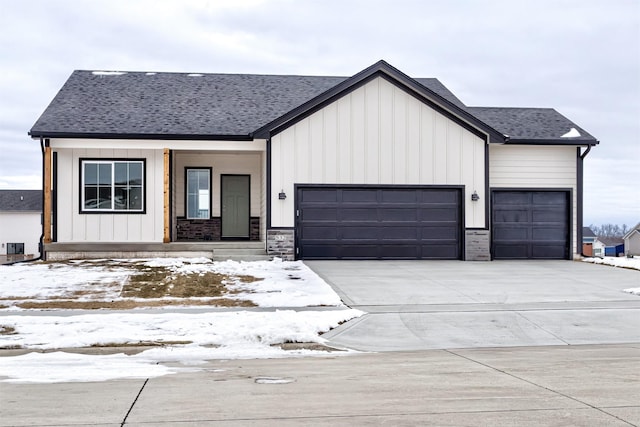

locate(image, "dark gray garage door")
[[296, 186, 462, 260], [491, 190, 570, 259]]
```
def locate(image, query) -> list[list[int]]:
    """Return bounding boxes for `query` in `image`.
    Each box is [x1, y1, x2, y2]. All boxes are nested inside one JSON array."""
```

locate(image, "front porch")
[[43, 241, 272, 261]]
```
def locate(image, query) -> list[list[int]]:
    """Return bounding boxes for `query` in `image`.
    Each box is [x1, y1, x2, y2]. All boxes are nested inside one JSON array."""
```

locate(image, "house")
[[582, 226, 605, 257], [0, 190, 42, 262], [599, 237, 625, 257], [29, 60, 599, 261], [623, 223, 640, 256]]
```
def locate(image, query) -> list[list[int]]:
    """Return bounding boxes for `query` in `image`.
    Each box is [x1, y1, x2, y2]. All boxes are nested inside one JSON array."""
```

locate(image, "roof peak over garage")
[[29, 60, 597, 146]]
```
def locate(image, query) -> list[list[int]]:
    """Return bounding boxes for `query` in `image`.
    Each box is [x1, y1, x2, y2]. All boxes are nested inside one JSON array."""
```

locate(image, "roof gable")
[[254, 60, 507, 143]]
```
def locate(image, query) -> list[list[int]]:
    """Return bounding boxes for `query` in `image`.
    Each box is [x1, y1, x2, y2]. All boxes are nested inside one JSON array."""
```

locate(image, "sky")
[[0, 0, 638, 226]]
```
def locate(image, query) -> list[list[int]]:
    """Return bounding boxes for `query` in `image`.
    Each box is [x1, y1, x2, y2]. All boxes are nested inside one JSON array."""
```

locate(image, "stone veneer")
[[177, 217, 260, 241], [266, 229, 295, 260], [465, 229, 490, 261]]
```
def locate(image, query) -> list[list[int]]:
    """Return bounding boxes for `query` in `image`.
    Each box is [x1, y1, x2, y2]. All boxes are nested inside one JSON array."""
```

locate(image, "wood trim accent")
[[163, 148, 170, 243], [43, 146, 52, 243]]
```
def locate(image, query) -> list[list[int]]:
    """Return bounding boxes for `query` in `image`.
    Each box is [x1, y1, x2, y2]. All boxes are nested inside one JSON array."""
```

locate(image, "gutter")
[[580, 144, 592, 159]]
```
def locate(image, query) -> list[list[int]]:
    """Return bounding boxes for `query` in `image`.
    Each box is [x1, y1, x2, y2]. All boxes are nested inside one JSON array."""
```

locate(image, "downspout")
[[6, 138, 46, 265]]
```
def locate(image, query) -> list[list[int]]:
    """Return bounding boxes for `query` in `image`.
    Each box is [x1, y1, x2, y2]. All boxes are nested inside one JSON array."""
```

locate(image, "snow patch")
[[92, 71, 126, 76], [582, 256, 640, 271], [561, 127, 581, 138]]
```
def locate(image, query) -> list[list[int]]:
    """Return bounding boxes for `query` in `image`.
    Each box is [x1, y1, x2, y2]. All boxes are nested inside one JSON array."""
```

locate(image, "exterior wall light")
[[278, 190, 287, 200], [471, 191, 480, 201]]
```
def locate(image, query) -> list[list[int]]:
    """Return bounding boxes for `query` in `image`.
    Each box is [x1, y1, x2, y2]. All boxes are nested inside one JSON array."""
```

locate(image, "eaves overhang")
[[28, 131, 255, 141], [504, 138, 600, 146]]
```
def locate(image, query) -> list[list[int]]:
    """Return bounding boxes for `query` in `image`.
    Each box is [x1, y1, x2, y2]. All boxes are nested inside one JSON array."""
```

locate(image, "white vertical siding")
[[271, 77, 487, 228], [489, 144, 578, 254], [53, 147, 164, 243]]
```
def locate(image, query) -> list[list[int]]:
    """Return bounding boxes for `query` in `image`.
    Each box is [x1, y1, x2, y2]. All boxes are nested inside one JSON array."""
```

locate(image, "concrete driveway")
[[305, 260, 640, 351]]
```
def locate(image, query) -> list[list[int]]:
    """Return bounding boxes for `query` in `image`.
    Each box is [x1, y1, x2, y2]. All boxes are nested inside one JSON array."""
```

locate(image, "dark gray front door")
[[296, 186, 462, 260], [221, 175, 250, 238], [491, 190, 570, 259]]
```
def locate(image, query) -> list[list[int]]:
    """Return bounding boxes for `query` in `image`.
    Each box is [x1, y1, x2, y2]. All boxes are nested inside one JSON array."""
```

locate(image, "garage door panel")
[[532, 192, 566, 204], [492, 190, 569, 260], [301, 226, 338, 240], [342, 189, 378, 202], [421, 190, 459, 203], [381, 190, 417, 203], [302, 208, 338, 221], [297, 186, 462, 260], [532, 245, 566, 258], [380, 209, 417, 221], [494, 244, 529, 259], [421, 226, 458, 239], [421, 244, 460, 259], [301, 189, 338, 202], [420, 208, 459, 222], [493, 227, 529, 240], [494, 192, 529, 204], [532, 227, 566, 241], [341, 208, 378, 221], [381, 227, 421, 240], [494, 209, 530, 223], [532, 209, 566, 222]]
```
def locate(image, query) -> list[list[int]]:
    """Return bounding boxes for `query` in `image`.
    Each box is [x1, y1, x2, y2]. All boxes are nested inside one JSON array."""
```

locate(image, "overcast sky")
[[1, 0, 638, 226]]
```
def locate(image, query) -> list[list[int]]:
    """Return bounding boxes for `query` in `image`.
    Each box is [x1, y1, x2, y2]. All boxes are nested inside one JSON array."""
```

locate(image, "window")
[[7, 243, 24, 255], [81, 160, 144, 212], [186, 168, 210, 219]]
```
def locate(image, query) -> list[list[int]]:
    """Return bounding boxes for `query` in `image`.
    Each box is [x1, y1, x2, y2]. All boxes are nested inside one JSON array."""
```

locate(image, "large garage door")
[[296, 186, 462, 260], [491, 190, 570, 259]]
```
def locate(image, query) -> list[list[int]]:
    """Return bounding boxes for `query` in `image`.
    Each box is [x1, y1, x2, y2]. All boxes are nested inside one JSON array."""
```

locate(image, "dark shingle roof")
[[29, 64, 597, 144], [30, 71, 465, 138], [583, 227, 597, 238], [0, 190, 42, 211], [468, 107, 597, 143]]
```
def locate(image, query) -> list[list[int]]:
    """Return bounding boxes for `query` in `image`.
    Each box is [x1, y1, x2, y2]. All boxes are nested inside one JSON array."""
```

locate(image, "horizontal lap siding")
[[271, 77, 486, 228], [489, 145, 578, 255]]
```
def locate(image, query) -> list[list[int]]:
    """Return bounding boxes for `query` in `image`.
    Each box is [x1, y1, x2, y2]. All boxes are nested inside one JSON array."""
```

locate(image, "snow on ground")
[[0, 258, 362, 383], [582, 256, 640, 296], [0, 257, 343, 307]]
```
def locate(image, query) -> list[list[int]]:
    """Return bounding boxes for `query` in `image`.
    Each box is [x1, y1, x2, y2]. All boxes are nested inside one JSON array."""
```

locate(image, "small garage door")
[[296, 186, 462, 260], [491, 190, 570, 259]]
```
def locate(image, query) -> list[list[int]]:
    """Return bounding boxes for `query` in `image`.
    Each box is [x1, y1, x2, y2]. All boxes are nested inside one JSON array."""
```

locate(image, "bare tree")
[[588, 223, 629, 238]]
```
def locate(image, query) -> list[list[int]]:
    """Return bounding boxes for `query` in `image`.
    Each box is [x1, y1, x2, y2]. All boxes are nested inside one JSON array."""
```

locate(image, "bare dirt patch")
[[0, 325, 17, 335], [5, 260, 262, 310]]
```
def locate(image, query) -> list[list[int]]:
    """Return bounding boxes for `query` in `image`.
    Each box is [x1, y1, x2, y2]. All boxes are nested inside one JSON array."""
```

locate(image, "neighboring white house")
[[623, 223, 640, 256], [28, 60, 599, 261], [0, 190, 42, 261]]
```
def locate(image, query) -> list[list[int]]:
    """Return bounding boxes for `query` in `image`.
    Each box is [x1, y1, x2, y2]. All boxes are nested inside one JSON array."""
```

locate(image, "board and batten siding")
[[270, 77, 487, 228], [489, 144, 578, 255], [53, 147, 165, 243]]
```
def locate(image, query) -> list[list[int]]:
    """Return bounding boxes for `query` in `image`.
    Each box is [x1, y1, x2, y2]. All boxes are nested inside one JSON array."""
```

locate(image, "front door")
[[221, 175, 250, 239]]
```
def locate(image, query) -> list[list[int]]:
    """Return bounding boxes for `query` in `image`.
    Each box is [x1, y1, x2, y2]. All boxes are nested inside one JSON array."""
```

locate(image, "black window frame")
[[7, 243, 24, 255], [79, 158, 147, 214]]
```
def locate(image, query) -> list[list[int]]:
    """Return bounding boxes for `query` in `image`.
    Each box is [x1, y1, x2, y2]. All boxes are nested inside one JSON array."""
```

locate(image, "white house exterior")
[[624, 223, 640, 256], [29, 61, 598, 261], [0, 190, 42, 261]]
